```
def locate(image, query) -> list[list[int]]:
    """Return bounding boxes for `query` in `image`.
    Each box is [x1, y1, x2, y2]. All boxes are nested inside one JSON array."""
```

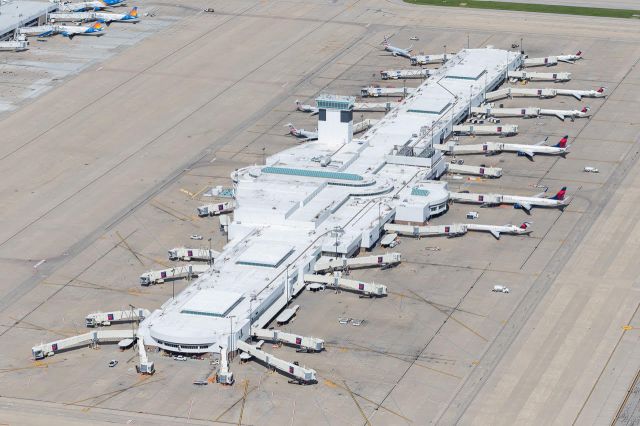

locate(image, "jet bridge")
[[303, 273, 387, 297], [384, 223, 468, 238], [353, 102, 394, 112], [313, 252, 401, 273], [523, 56, 558, 67], [453, 124, 518, 136], [471, 106, 540, 118], [197, 201, 235, 217], [446, 163, 502, 178], [353, 118, 378, 134], [410, 53, 451, 65], [85, 308, 150, 327], [139, 264, 209, 286], [32, 329, 135, 359], [168, 247, 218, 261], [251, 327, 324, 352], [236, 340, 317, 384], [485, 88, 557, 101], [380, 68, 430, 80], [360, 86, 416, 97], [507, 70, 571, 82]]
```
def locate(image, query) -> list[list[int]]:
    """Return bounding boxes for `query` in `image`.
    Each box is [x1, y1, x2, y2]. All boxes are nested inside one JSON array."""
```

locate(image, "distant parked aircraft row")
[[18, 3, 139, 39]]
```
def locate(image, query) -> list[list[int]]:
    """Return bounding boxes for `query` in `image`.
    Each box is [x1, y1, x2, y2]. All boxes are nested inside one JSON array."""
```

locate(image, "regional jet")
[[381, 36, 413, 58], [19, 22, 105, 38], [466, 222, 532, 239], [449, 187, 569, 213], [285, 124, 318, 142], [436, 135, 569, 161], [96, 7, 139, 24], [295, 100, 319, 116], [50, 7, 138, 24], [54, 0, 127, 12], [540, 106, 590, 121], [557, 51, 582, 63]]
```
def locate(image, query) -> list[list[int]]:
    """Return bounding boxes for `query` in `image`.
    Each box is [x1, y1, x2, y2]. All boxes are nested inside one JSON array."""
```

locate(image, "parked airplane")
[[467, 222, 532, 239], [540, 106, 590, 121], [19, 22, 105, 38], [54, 0, 127, 12], [295, 100, 319, 116], [556, 87, 605, 100], [485, 87, 605, 102], [50, 7, 138, 24], [381, 36, 413, 58], [436, 135, 569, 161], [449, 187, 569, 213], [285, 124, 318, 142], [472, 105, 590, 121], [512, 136, 569, 160], [96, 7, 139, 24], [557, 51, 582, 63]]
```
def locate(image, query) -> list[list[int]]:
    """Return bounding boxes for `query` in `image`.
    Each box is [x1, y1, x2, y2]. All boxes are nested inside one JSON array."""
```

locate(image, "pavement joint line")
[[611, 359, 640, 425], [0, 3, 261, 165], [0, 4, 274, 314], [367, 266, 489, 424], [343, 379, 373, 426], [0, 228, 136, 337], [519, 210, 565, 270], [229, 24, 378, 161], [400, 259, 539, 275], [115, 230, 145, 266], [435, 53, 640, 424], [573, 301, 640, 424], [0, 395, 242, 425]]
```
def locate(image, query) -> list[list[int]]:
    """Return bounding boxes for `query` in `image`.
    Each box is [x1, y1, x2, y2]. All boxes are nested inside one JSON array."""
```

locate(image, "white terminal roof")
[[181, 289, 243, 318], [0, 1, 56, 37], [139, 48, 523, 351]]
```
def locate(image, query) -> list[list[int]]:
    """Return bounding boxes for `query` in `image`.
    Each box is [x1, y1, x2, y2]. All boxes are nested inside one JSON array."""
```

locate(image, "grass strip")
[[404, 0, 640, 19]]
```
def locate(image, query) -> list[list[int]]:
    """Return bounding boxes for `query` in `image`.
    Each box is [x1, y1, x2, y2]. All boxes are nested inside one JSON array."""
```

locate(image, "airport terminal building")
[[137, 48, 523, 354]]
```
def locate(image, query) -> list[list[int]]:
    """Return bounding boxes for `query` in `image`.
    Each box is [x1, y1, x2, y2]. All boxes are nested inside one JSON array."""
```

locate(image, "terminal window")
[[340, 110, 352, 123]]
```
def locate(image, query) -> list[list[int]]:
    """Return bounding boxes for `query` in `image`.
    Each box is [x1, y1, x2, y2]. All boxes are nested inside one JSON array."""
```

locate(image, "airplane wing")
[[571, 93, 582, 101], [309, 110, 319, 116], [534, 137, 549, 146], [518, 150, 535, 161], [558, 58, 575, 64], [555, 113, 566, 121], [298, 137, 318, 143], [490, 230, 500, 240], [517, 202, 532, 213]]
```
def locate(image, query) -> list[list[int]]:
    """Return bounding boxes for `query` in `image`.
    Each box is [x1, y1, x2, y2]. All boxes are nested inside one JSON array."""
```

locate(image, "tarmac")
[[1, 0, 640, 424]]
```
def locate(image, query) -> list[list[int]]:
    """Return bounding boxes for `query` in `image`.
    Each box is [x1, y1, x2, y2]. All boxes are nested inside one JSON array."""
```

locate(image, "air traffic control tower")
[[316, 94, 355, 147]]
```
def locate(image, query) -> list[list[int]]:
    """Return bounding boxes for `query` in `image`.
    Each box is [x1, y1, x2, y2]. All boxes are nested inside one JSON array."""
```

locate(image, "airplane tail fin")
[[550, 187, 567, 201], [597, 87, 605, 94], [92, 22, 104, 30], [581, 106, 590, 114], [520, 221, 532, 230], [285, 123, 296, 134], [554, 135, 569, 148], [129, 7, 138, 17], [576, 50, 582, 56]]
